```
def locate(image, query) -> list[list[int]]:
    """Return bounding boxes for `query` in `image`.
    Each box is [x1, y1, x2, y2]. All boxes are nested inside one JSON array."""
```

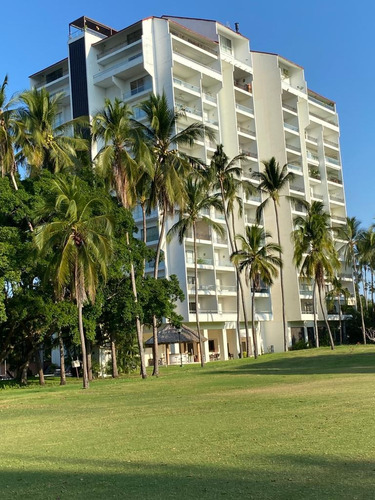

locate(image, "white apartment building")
[[30, 15, 355, 362]]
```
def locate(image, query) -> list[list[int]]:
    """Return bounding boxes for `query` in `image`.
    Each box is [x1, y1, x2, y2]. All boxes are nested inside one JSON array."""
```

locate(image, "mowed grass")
[[1, 346, 375, 499]]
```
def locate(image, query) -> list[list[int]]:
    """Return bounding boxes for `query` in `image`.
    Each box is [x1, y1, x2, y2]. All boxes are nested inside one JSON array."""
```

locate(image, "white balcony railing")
[[173, 77, 200, 93]]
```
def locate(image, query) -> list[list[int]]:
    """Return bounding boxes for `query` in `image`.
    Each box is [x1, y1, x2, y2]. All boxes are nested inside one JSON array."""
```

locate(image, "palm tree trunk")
[[353, 259, 366, 344], [222, 185, 250, 355], [337, 296, 343, 345], [126, 231, 147, 379], [111, 336, 119, 378], [152, 206, 167, 377], [231, 212, 243, 358], [77, 302, 89, 389], [58, 330, 66, 386], [313, 280, 319, 348], [142, 202, 147, 275], [251, 278, 258, 358], [86, 339, 93, 381], [371, 267, 374, 314], [193, 223, 204, 367], [273, 201, 287, 352], [318, 285, 334, 350]]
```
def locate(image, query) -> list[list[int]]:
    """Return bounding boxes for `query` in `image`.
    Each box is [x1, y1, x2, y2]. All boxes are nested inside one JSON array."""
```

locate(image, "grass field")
[[1, 345, 375, 499]]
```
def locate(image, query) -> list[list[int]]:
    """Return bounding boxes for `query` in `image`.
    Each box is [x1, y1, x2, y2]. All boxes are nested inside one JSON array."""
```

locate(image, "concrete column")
[[220, 328, 228, 360]]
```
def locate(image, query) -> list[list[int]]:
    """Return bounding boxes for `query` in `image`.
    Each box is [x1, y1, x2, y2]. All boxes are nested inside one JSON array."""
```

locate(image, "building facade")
[[30, 15, 355, 362]]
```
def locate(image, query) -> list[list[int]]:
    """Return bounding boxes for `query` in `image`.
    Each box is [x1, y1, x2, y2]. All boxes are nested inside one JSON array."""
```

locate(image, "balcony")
[[186, 256, 214, 266], [289, 183, 305, 194], [216, 260, 233, 268], [237, 125, 256, 138], [234, 81, 252, 93], [240, 149, 258, 160], [202, 92, 217, 104], [287, 163, 303, 175], [171, 29, 217, 56], [236, 103, 254, 115], [327, 175, 342, 185], [285, 143, 301, 153], [284, 122, 299, 133], [93, 53, 143, 85], [188, 284, 216, 293], [218, 285, 237, 293], [299, 287, 313, 296], [311, 191, 323, 200], [307, 150, 319, 162], [175, 103, 202, 118], [173, 77, 200, 94], [329, 194, 345, 204], [123, 83, 152, 101], [305, 133, 318, 144], [324, 138, 339, 148], [325, 155, 340, 167], [282, 103, 297, 113], [308, 168, 321, 180], [308, 94, 335, 111]]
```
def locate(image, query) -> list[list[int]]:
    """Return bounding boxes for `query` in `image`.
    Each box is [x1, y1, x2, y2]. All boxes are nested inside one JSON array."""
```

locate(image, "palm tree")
[[253, 157, 295, 352], [167, 177, 224, 367], [15, 87, 87, 175], [135, 92, 209, 376], [293, 201, 339, 349], [208, 144, 254, 357], [336, 217, 366, 344], [329, 277, 350, 344], [34, 176, 113, 389], [0, 75, 18, 190], [92, 97, 150, 379], [358, 226, 375, 312], [231, 225, 282, 358]]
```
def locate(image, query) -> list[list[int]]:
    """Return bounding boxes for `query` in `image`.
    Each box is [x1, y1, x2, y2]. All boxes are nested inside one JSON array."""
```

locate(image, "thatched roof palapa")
[[145, 324, 207, 345]]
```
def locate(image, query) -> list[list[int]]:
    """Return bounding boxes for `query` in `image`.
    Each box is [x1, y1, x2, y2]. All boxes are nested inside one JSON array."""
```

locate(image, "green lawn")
[[1, 345, 375, 499]]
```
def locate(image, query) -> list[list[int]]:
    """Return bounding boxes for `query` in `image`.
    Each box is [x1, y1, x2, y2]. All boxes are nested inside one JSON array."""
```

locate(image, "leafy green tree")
[[167, 177, 224, 366], [136, 92, 208, 375], [293, 201, 339, 349], [231, 225, 282, 358], [34, 175, 113, 389], [253, 157, 295, 352]]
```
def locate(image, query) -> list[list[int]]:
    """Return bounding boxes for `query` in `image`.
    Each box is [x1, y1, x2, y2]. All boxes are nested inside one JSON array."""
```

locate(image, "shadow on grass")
[[203, 351, 375, 377], [0, 452, 373, 499]]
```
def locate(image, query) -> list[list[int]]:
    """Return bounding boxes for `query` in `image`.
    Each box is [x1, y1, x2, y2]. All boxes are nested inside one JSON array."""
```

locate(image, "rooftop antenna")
[[235, 22, 240, 33]]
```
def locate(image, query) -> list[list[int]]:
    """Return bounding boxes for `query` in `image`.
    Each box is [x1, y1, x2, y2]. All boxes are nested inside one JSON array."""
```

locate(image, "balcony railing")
[[234, 81, 252, 93], [305, 134, 318, 143], [324, 138, 339, 148], [284, 122, 299, 132], [203, 92, 216, 103], [329, 194, 344, 203], [299, 288, 313, 296], [175, 103, 202, 117], [287, 163, 302, 174], [171, 30, 217, 55], [282, 103, 297, 113], [173, 77, 200, 93], [216, 261, 233, 268], [188, 284, 216, 292], [308, 95, 335, 111], [237, 125, 256, 137], [286, 143, 301, 153], [186, 257, 213, 265], [245, 194, 262, 203], [97, 37, 142, 60], [236, 103, 254, 115], [309, 111, 337, 125], [325, 155, 340, 166], [219, 285, 237, 293], [327, 176, 342, 185], [205, 117, 219, 126], [173, 48, 220, 73], [240, 149, 258, 159], [307, 150, 319, 162], [331, 214, 346, 222], [311, 192, 323, 200], [123, 83, 152, 100], [290, 184, 305, 194]]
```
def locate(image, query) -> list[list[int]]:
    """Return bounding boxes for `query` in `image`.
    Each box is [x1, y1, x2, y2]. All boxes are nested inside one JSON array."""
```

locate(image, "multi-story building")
[[30, 15, 355, 362]]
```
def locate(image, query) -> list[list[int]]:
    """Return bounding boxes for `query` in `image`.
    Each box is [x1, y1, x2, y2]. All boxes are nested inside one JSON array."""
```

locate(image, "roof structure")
[[145, 324, 207, 345]]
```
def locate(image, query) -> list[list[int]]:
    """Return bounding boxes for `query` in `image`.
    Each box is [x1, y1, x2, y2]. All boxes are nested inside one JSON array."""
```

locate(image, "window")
[[220, 35, 232, 55], [130, 77, 145, 96], [46, 68, 63, 84], [189, 302, 196, 313], [208, 340, 215, 352], [141, 226, 159, 242]]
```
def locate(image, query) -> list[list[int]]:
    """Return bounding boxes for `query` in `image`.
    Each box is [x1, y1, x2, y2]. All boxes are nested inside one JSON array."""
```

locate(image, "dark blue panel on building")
[[69, 37, 89, 118]]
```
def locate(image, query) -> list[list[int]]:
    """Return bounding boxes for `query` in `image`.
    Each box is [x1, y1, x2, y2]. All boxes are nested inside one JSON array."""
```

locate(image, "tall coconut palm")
[[208, 144, 255, 357], [252, 157, 295, 352], [135, 92, 209, 376], [329, 276, 350, 345], [231, 225, 282, 358], [92, 97, 150, 379], [293, 201, 339, 349], [358, 226, 375, 312], [0, 75, 18, 190], [336, 217, 366, 344], [34, 175, 113, 389], [15, 87, 87, 175], [167, 176, 224, 367]]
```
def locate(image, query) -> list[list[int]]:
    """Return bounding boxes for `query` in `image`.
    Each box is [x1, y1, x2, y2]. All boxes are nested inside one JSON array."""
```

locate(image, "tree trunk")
[[318, 286, 335, 350], [35, 347, 45, 386], [251, 279, 258, 358], [111, 337, 119, 378], [193, 223, 204, 367], [152, 206, 167, 377], [273, 201, 288, 352], [353, 259, 366, 344], [313, 280, 319, 348], [86, 339, 93, 381], [78, 302, 89, 389], [231, 212, 243, 358], [20, 360, 30, 386], [58, 330, 66, 386], [337, 296, 343, 345]]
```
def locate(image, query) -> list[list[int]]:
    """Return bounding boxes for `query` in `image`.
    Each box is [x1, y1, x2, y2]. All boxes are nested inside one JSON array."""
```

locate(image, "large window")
[[140, 226, 159, 242], [220, 35, 232, 55], [130, 77, 145, 96]]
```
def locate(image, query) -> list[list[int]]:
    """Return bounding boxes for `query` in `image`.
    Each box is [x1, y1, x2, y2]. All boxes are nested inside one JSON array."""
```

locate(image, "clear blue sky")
[[3, 0, 374, 227]]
